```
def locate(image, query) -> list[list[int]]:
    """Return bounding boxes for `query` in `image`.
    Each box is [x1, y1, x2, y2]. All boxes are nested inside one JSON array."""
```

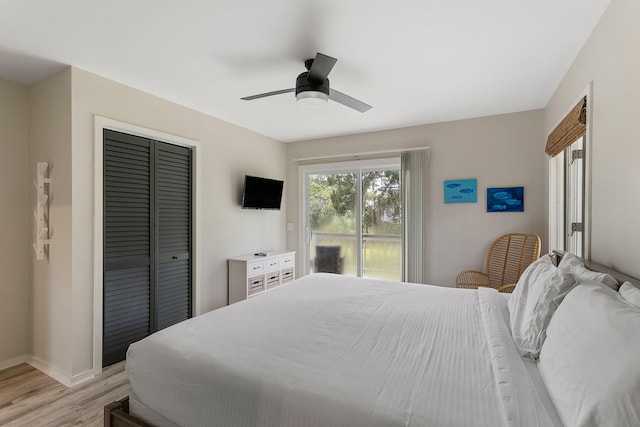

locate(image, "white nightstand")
[[228, 251, 296, 304]]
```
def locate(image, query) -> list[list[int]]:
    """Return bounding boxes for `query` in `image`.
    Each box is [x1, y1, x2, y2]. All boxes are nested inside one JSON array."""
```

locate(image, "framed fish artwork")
[[444, 179, 477, 203], [487, 187, 524, 212]]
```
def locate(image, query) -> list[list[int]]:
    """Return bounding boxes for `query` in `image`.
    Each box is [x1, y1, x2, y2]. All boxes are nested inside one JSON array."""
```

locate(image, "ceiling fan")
[[241, 52, 372, 113]]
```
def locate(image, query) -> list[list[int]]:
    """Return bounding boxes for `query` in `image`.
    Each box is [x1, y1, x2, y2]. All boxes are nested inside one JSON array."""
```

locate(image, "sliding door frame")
[[298, 157, 401, 277], [93, 116, 201, 374]]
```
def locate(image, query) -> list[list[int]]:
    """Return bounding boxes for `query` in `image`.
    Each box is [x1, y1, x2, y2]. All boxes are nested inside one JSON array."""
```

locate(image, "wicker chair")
[[456, 233, 541, 293]]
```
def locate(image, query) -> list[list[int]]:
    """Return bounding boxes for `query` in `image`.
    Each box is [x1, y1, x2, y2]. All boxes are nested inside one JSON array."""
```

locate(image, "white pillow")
[[538, 282, 640, 427], [558, 252, 619, 290], [508, 255, 576, 359], [620, 281, 640, 309]]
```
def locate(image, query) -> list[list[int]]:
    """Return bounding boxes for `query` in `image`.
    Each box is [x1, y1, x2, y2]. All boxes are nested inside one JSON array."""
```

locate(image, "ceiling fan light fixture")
[[241, 53, 372, 113], [296, 90, 328, 107]]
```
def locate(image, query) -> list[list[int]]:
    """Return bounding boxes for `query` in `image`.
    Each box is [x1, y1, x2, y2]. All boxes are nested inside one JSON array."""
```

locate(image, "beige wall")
[[4, 66, 286, 383], [68, 68, 286, 377], [3, 66, 286, 383], [0, 78, 30, 366], [544, 0, 640, 276], [28, 68, 74, 378], [286, 110, 546, 286]]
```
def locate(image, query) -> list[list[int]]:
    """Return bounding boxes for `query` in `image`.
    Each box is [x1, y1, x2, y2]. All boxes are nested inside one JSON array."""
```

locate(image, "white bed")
[[121, 252, 640, 427], [125, 273, 563, 427]]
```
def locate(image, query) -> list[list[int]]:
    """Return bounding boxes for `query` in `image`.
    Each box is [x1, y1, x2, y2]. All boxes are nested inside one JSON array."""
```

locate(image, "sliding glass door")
[[307, 171, 358, 276], [361, 170, 401, 280], [302, 159, 401, 280]]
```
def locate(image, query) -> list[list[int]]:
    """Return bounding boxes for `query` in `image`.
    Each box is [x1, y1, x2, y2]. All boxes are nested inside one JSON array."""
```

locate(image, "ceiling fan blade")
[[329, 89, 372, 113], [308, 53, 337, 83], [241, 88, 295, 101]]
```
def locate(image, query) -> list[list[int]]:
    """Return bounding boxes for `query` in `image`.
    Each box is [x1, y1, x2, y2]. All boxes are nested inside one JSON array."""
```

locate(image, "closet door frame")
[[93, 116, 201, 375]]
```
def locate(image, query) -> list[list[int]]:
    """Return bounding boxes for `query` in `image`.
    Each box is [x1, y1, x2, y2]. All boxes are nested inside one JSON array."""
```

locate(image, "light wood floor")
[[0, 362, 130, 426]]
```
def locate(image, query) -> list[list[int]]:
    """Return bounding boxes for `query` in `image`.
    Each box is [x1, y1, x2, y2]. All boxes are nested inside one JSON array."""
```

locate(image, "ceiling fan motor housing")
[[296, 72, 329, 96], [241, 52, 371, 112]]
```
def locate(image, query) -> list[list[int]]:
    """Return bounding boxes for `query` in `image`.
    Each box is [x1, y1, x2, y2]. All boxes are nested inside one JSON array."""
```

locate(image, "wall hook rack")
[[33, 162, 51, 260]]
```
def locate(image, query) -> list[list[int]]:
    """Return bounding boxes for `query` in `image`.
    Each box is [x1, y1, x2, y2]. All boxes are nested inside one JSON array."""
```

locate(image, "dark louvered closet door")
[[103, 130, 152, 366], [103, 129, 192, 367], [156, 143, 192, 330]]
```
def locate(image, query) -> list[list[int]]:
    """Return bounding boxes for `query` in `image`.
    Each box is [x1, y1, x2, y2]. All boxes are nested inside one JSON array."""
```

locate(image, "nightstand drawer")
[[248, 275, 265, 296], [280, 255, 294, 267], [265, 258, 280, 271], [266, 272, 280, 289], [281, 268, 294, 283], [247, 261, 265, 275]]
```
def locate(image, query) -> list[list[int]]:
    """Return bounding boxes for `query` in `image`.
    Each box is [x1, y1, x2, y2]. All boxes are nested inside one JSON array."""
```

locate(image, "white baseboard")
[[69, 368, 95, 386], [27, 356, 95, 388], [0, 355, 30, 371], [28, 356, 72, 387]]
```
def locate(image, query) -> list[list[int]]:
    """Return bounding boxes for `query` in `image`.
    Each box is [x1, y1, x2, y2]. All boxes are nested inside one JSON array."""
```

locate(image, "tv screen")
[[241, 175, 284, 210]]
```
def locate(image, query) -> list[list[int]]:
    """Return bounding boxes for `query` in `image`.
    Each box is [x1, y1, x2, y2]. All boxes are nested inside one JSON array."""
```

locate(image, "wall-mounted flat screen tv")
[[241, 175, 284, 210]]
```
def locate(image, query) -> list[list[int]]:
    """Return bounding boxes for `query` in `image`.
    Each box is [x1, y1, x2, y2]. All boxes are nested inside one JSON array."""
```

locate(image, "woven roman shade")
[[545, 96, 587, 157]]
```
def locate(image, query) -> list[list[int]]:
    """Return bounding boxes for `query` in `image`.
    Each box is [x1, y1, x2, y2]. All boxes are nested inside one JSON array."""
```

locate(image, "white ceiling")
[[0, 0, 610, 143]]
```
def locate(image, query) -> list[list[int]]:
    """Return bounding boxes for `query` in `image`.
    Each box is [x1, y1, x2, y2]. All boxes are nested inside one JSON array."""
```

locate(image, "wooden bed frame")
[[551, 250, 640, 287], [104, 251, 640, 427], [104, 397, 153, 427]]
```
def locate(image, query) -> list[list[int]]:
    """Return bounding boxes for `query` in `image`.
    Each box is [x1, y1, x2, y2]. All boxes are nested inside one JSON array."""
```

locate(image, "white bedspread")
[[126, 274, 561, 427]]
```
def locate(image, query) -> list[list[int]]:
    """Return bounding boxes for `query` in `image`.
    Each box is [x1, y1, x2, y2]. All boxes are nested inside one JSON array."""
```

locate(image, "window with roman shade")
[[546, 95, 589, 257], [545, 96, 587, 157]]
